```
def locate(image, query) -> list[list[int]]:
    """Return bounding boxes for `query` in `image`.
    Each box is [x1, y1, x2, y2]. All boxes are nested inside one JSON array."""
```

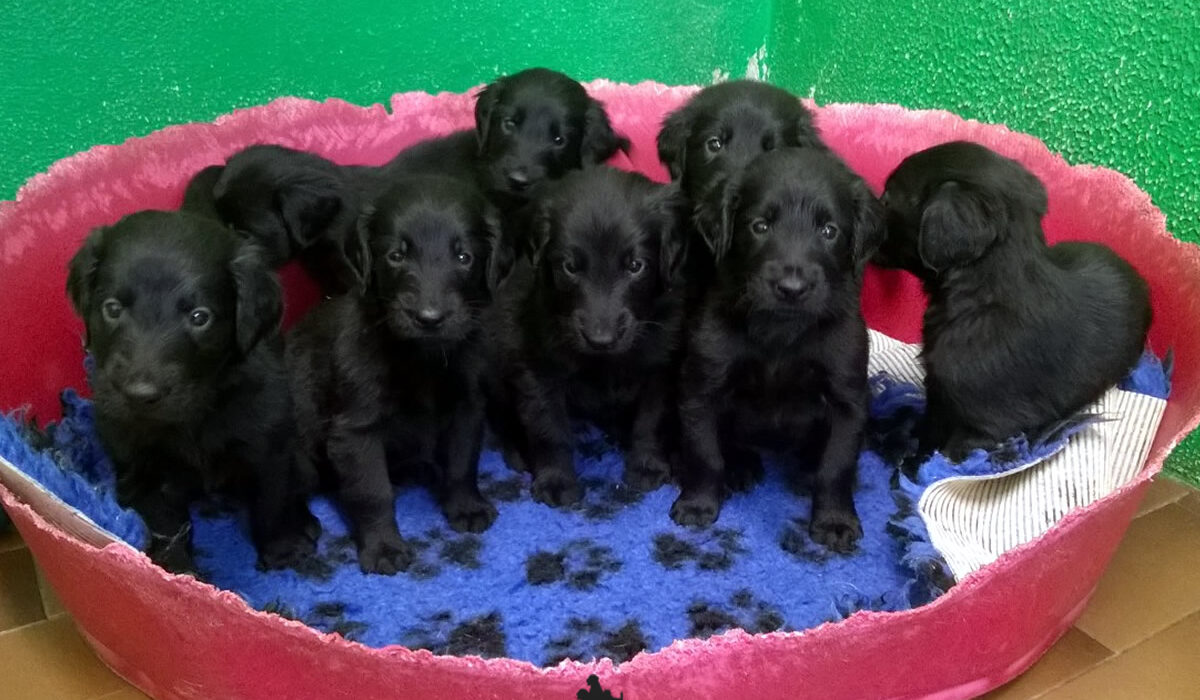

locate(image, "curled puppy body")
[[66, 211, 318, 574], [876, 141, 1152, 461], [182, 144, 373, 294], [656, 80, 828, 296], [383, 67, 629, 212], [671, 148, 884, 553], [488, 167, 687, 506], [288, 175, 501, 575]]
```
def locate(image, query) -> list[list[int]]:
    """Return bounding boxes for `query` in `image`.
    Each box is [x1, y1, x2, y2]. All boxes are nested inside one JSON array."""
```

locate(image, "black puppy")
[[876, 141, 1152, 461], [384, 67, 629, 210], [671, 148, 884, 553], [488, 167, 687, 505], [288, 175, 501, 574], [66, 210, 317, 573], [182, 144, 373, 293]]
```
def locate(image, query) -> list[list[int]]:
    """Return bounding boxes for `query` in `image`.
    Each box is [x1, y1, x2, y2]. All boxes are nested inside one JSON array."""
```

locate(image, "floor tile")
[[1042, 612, 1200, 700], [0, 528, 24, 553], [0, 616, 124, 700], [0, 546, 46, 631], [1074, 504, 1200, 650], [1135, 477, 1191, 517], [34, 562, 68, 618], [93, 687, 152, 700], [981, 627, 1113, 699], [1176, 492, 1200, 519]]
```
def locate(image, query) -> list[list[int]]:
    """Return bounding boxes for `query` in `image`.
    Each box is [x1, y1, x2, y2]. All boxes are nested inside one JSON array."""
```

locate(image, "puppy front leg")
[[246, 445, 319, 571], [439, 397, 497, 533], [117, 474, 196, 574], [625, 373, 673, 491], [810, 396, 866, 553], [327, 425, 411, 575], [512, 369, 580, 506], [671, 357, 726, 527]]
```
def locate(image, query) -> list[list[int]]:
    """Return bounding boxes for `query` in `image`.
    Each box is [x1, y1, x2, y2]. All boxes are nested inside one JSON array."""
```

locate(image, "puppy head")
[[353, 176, 499, 344], [657, 80, 823, 200], [524, 167, 686, 356], [878, 141, 1049, 274], [212, 145, 349, 266], [703, 148, 883, 318], [473, 67, 629, 200], [66, 211, 281, 425]]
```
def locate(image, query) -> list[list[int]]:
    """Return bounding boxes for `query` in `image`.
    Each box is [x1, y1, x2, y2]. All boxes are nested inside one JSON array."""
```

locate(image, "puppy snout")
[[505, 168, 531, 191], [407, 307, 447, 330], [579, 311, 631, 352], [121, 379, 167, 405], [773, 268, 819, 302]]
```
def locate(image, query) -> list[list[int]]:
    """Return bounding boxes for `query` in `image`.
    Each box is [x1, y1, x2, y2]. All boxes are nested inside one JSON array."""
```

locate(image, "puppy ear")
[[850, 178, 887, 268], [656, 107, 691, 181], [693, 176, 738, 263], [66, 227, 105, 317], [474, 78, 504, 155], [650, 185, 689, 284], [917, 181, 1001, 271], [276, 180, 343, 252], [790, 102, 826, 150], [581, 98, 629, 166], [1010, 166, 1049, 218], [230, 244, 284, 354], [340, 205, 375, 296], [482, 205, 512, 293]]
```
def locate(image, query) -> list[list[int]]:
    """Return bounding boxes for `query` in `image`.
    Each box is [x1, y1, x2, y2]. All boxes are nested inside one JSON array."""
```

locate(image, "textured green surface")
[[767, 0, 1200, 483], [1, 0, 1196, 482]]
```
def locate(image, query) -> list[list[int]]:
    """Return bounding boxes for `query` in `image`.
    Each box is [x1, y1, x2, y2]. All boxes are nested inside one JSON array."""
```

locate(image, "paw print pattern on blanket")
[[543, 618, 649, 666], [525, 539, 622, 590]]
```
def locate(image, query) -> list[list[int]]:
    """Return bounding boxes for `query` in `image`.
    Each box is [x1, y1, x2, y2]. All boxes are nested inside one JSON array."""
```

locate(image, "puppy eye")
[[705, 136, 724, 154], [551, 134, 565, 147], [386, 249, 406, 265], [820, 223, 840, 240], [626, 258, 646, 275], [501, 118, 517, 134], [456, 251, 473, 266], [188, 307, 213, 329], [562, 259, 579, 275], [101, 298, 123, 321], [750, 220, 769, 235], [762, 135, 776, 151]]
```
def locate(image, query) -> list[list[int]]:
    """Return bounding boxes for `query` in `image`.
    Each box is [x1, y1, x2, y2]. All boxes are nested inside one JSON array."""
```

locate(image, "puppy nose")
[[506, 169, 531, 191], [409, 308, 446, 329], [122, 380, 165, 404], [583, 329, 617, 351], [774, 275, 814, 301]]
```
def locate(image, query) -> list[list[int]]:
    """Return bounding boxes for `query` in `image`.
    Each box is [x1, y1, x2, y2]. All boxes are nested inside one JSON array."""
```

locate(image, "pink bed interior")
[[1, 81, 1198, 699]]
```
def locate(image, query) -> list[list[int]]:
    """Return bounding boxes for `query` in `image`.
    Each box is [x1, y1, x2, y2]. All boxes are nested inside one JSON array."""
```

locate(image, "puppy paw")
[[809, 508, 862, 554], [501, 446, 529, 473], [259, 532, 318, 571], [624, 451, 671, 491], [443, 490, 498, 533], [357, 531, 414, 575], [670, 490, 721, 528], [531, 470, 583, 507]]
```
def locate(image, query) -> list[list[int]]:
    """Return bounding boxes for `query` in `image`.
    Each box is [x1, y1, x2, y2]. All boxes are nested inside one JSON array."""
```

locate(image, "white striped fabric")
[[866, 330, 1167, 581]]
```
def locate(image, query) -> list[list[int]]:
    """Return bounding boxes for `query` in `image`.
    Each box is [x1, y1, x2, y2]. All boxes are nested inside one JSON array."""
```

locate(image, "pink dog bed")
[[1, 81, 1198, 699]]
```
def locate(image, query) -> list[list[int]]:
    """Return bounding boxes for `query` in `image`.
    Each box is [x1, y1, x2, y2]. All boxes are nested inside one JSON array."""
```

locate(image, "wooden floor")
[[1, 476, 1198, 699]]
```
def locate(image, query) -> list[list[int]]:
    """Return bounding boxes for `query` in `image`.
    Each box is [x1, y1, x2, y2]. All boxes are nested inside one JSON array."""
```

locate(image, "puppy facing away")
[[671, 148, 885, 553], [384, 67, 629, 210], [288, 175, 501, 574], [66, 211, 318, 573], [876, 141, 1153, 461], [182, 144, 373, 294], [488, 167, 687, 505]]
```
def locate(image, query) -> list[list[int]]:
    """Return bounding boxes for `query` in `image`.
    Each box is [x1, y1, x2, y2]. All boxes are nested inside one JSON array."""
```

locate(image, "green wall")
[[1, 1, 1196, 482]]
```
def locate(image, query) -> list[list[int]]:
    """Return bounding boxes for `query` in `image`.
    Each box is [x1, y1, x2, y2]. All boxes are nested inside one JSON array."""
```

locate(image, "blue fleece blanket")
[[0, 351, 1168, 666]]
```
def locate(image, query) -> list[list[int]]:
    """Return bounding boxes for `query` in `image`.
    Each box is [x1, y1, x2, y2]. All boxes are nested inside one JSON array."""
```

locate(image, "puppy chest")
[[723, 359, 829, 427]]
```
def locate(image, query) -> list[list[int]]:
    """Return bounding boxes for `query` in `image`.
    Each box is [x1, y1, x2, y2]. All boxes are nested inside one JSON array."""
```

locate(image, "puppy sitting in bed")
[[383, 67, 629, 211], [875, 141, 1152, 461], [66, 211, 318, 574], [288, 175, 501, 575], [671, 148, 884, 553], [487, 167, 687, 505]]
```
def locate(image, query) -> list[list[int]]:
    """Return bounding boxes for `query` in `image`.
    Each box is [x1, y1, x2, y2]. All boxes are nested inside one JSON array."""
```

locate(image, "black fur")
[[384, 67, 629, 211], [287, 175, 501, 574], [183, 144, 374, 294], [65, 210, 317, 573], [875, 141, 1153, 460], [487, 167, 687, 506], [670, 148, 884, 553]]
